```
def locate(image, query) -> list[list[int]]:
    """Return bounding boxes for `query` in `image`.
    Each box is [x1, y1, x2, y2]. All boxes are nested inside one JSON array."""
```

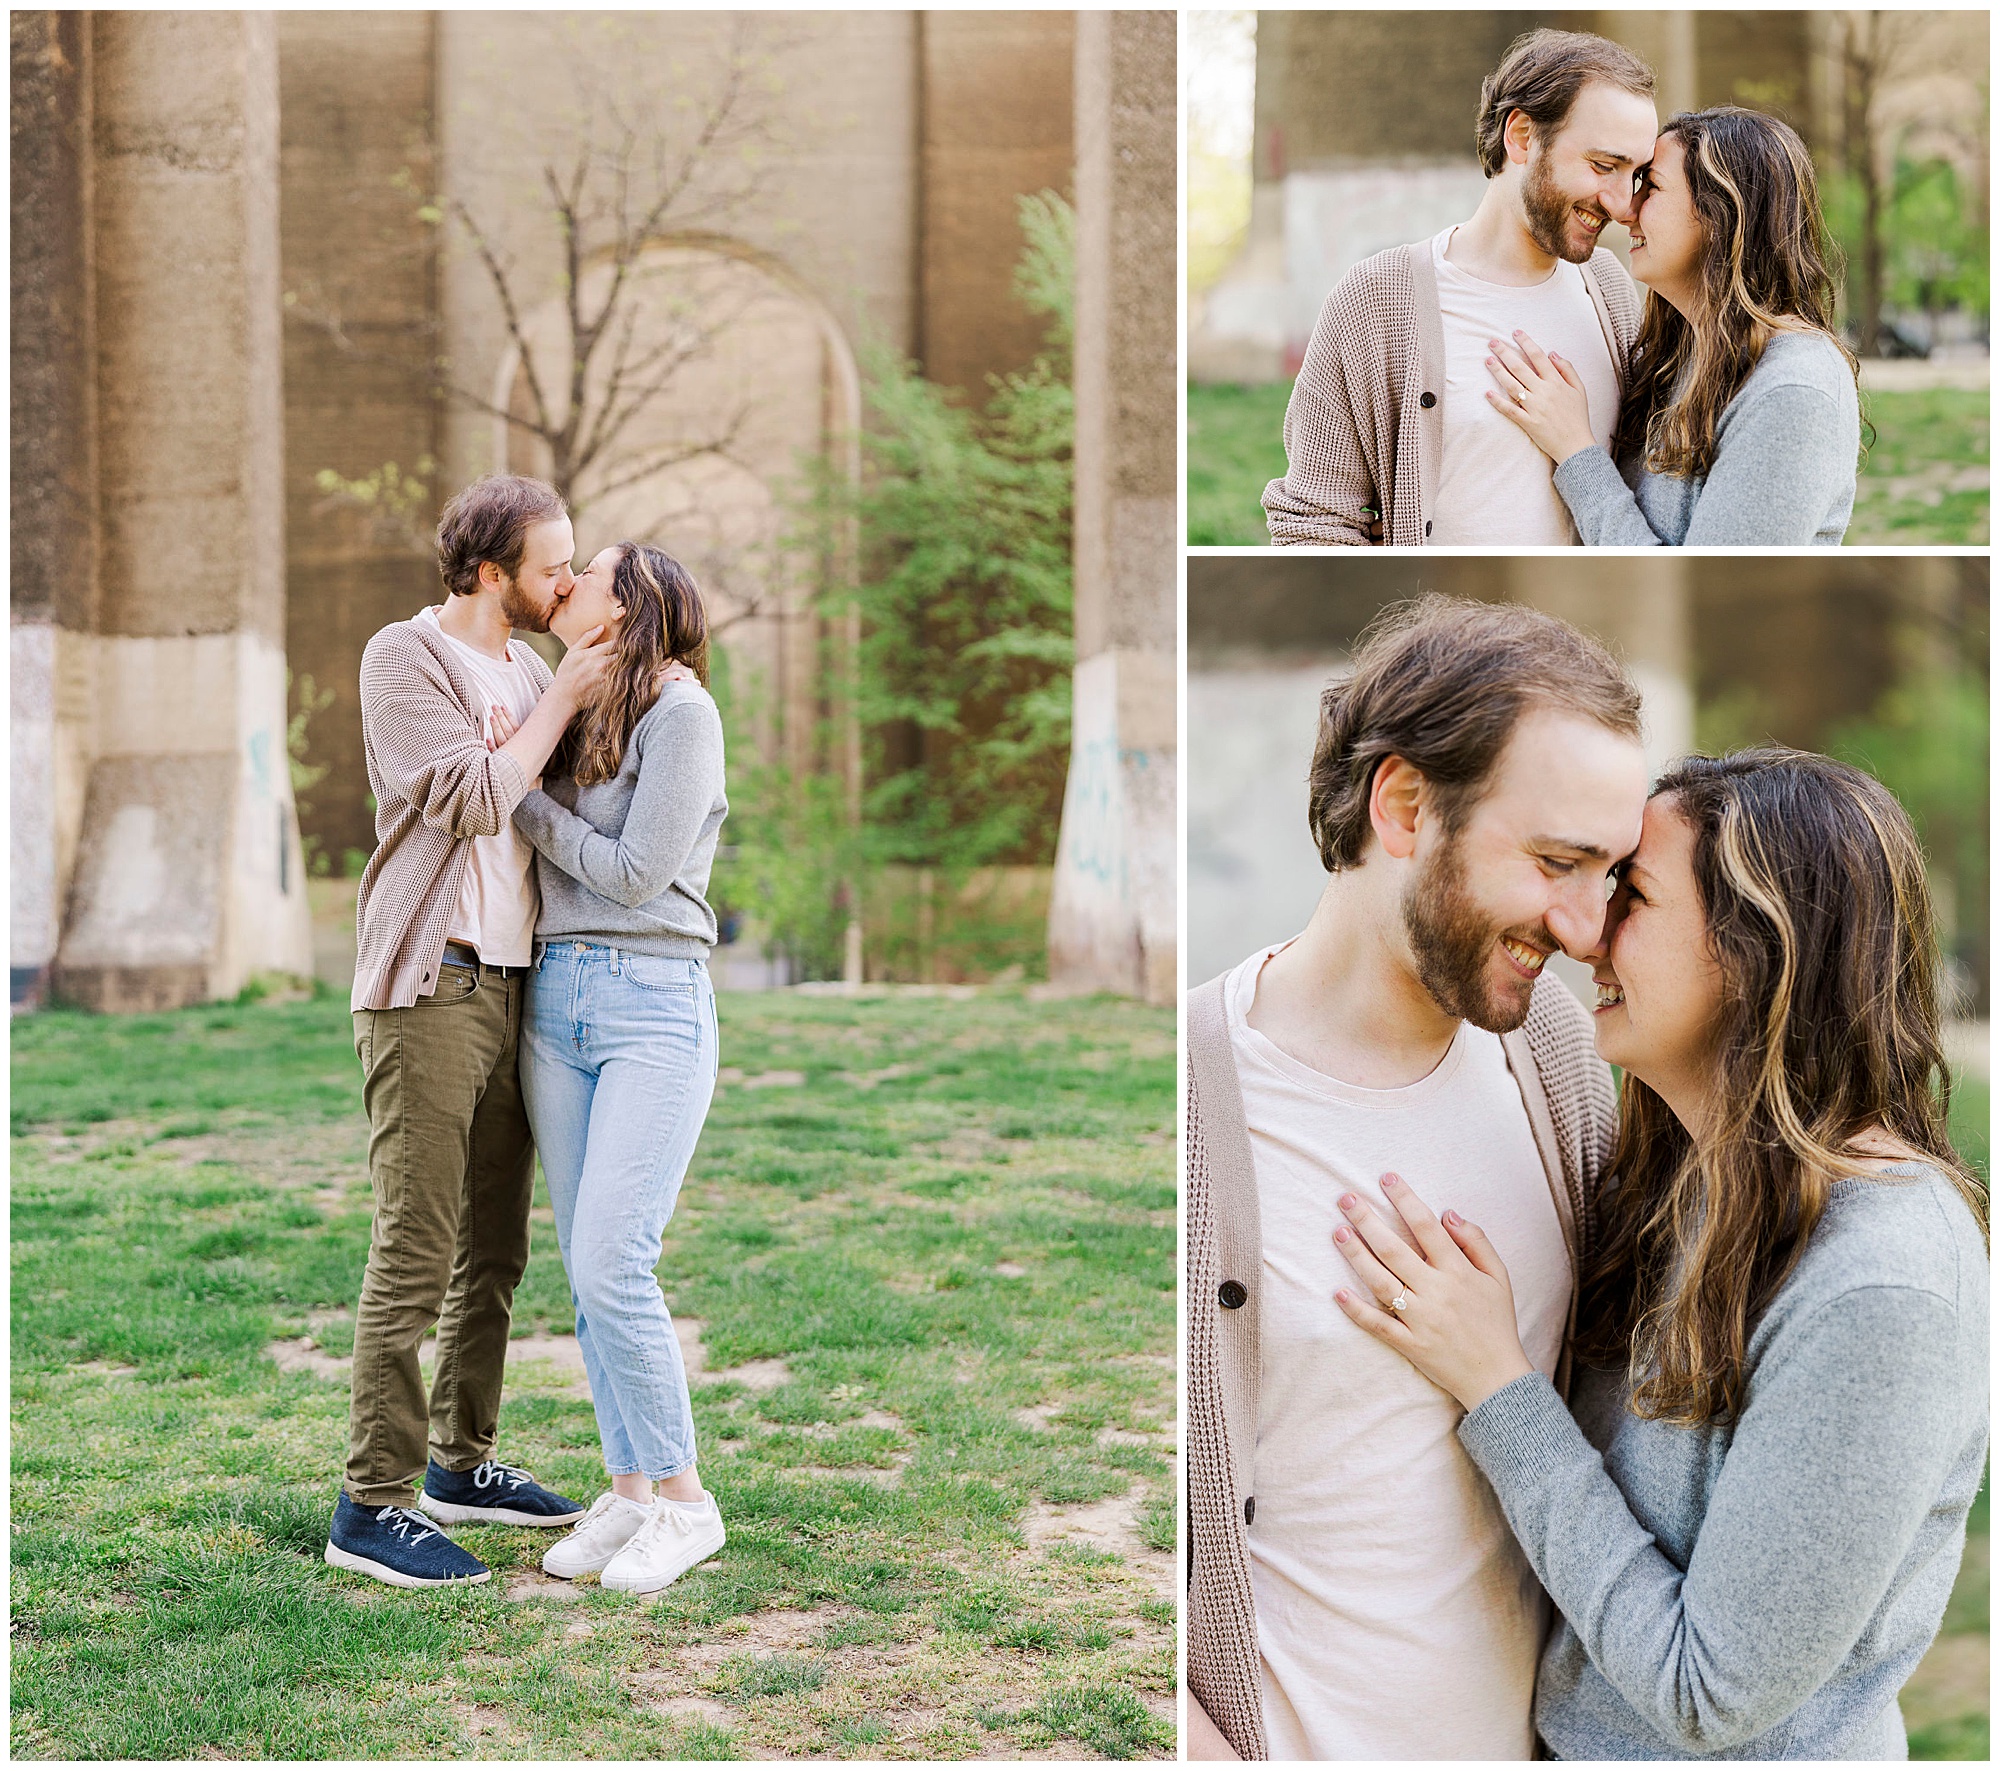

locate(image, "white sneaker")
[[540, 1492, 655, 1579], [600, 1493, 726, 1595]]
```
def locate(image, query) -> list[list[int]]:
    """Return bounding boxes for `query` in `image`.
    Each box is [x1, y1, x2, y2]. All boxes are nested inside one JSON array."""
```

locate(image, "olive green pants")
[[344, 964, 534, 1507]]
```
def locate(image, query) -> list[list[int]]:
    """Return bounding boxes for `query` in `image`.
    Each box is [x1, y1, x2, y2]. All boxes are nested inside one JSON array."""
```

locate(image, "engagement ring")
[[1389, 1289, 1409, 1314]]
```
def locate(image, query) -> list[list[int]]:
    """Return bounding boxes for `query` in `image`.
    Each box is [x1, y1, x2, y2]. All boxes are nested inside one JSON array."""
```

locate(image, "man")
[[1262, 30, 1658, 546], [324, 474, 614, 1589], [1185, 597, 1651, 1759]]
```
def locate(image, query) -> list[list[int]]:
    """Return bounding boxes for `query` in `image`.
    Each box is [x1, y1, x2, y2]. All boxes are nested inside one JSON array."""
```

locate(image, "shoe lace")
[[378, 1505, 438, 1546], [630, 1500, 698, 1553], [470, 1460, 533, 1493]]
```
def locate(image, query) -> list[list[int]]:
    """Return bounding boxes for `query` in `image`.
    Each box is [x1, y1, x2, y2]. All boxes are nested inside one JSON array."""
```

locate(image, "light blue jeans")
[[520, 941, 717, 1479]]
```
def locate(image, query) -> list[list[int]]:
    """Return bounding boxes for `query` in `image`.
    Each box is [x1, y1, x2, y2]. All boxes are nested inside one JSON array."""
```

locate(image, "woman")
[[503, 541, 730, 1596], [1485, 108, 1862, 545], [1332, 749, 1987, 1759]]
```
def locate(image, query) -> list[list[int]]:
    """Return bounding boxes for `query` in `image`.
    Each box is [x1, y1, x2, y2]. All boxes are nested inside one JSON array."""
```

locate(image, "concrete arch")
[[490, 236, 861, 776], [488, 234, 861, 576]]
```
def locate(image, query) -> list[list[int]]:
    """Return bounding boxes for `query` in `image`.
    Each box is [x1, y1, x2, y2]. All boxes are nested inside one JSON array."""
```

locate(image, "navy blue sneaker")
[[418, 1458, 586, 1527], [324, 1492, 491, 1589]]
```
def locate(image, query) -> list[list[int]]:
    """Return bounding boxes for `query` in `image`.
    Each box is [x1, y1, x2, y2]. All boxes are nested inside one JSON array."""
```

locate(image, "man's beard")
[[1401, 834, 1542, 1034], [498, 570, 552, 634], [1522, 143, 1602, 265]]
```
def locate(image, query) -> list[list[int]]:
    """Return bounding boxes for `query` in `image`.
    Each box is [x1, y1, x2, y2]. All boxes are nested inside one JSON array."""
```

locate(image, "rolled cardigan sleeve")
[[1262, 280, 1385, 547], [1555, 381, 1854, 546], [512, 699, 723, 908], [1458, 1284, 1964, 1753]]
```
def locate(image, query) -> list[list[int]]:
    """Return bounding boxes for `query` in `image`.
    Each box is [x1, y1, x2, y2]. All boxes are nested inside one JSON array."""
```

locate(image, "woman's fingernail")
[[1335, 1289, 1352, 1304], [1381, 1173, 1399, 1189], [1334, 1226, 1350, 1244], [1339, 1193, 1358, 1211], [1443, 1209, 1461, 1227]]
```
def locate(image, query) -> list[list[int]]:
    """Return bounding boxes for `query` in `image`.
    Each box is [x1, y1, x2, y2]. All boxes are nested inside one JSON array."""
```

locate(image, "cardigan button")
[[1244, 1496, 1256, 1525], [1218, 1279, 1248, 1310], [1424, 521, 1433, 537], [1419, 390, 1437, 409]]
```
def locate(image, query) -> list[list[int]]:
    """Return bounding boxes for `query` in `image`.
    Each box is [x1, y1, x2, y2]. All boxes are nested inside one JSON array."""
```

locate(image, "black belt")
[[441, 941, 529, 979]]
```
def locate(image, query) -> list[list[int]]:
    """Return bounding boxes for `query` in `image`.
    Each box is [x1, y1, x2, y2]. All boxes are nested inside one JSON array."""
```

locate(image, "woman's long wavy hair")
[[1610, 107, 1863, 482], [554, 543, 709, 787], [1575, 749, 1987, 1428]]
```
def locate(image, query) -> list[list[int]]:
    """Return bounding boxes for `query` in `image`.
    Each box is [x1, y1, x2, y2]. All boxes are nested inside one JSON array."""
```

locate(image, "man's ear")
[[477, 557, 505, 592], [1369, 755, 1425, 861], [1504, 106, 1537, 169]]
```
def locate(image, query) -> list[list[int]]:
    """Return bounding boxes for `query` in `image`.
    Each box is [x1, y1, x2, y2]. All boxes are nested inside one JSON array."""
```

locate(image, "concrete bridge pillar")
[[1047, 9, 1176, 1005], [11, 11, 311, 1011]]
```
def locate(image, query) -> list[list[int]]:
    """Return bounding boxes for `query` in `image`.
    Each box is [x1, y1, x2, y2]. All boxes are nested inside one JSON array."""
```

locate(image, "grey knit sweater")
[[1460, 1162, 1988, 1760], [1551, 329, 1860, 546], [512, 681, 727, 956]]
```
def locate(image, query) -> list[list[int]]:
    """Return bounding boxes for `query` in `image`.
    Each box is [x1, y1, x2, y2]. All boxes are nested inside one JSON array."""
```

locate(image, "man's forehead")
[[1487, 711, 1648, 835], [1560, 80, 1660, 156], [522, 516, 574, 564]]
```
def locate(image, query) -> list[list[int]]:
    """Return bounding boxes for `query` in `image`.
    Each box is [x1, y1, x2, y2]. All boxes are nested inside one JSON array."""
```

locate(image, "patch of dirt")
[[1025, 1483, 1174, 1600], [678, 1315, 789, 1390], [67, 1360, 138, 1377], [455, 1702, 520, 1747], [839, 1064, 915, 1090], [502, 1571, 585, 1604], [716, 1068, 806, 1091], [1014, 1404, 1061, 1434], [266, 1339, 351, 1380], [738, 1606, 858, 1651], [640, 1692, 739, 1728], [933, 1129, 1004, 1164], [504, 1333, 591, 1387], [993, 1262, 1028, 1279]]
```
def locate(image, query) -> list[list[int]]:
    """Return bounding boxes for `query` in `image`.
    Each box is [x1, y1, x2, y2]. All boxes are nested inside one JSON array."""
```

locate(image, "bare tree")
[[293, 13, 794, 616], [1830, 10, 1982, 357]]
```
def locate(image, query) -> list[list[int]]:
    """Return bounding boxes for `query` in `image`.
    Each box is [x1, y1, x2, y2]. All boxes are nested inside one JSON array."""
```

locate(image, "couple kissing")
[[324, 474, 730, 1599]]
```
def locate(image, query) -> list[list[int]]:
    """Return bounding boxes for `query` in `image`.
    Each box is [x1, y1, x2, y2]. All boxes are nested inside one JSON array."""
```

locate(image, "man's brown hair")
[[435, 474, 567, 597], [1307, 594, 1643, 872], [1475, 28, 1656, 177]]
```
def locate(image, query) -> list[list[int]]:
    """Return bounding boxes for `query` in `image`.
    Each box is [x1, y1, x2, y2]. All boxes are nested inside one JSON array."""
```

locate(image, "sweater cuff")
[[1457, 1370, 1591, 1500], [1552, 442, 1626, 504], [510, 787, 574, 858]]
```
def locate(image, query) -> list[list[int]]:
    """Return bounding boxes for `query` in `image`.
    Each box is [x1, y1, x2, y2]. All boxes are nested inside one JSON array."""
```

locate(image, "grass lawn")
[[1187, 379, 1989, 547], [1187, 381, 1291, 546], [1906, 1471, 1989, 1760], [11, 988, 1176, 1760], [1849, 389, 1990, 546]]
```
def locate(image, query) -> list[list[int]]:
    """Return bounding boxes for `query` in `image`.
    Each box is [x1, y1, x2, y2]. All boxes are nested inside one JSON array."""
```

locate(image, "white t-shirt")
[[414, 604, 541, 968], [1228, 943, 1574, 1761], [1428, 226, 1622, 546]]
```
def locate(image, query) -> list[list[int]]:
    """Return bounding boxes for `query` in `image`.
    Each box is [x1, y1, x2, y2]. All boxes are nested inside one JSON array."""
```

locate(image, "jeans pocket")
[[622, 953, 699, 994]]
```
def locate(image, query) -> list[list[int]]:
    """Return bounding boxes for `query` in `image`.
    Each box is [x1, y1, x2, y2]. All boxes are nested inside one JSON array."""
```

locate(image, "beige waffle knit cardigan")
[[1261, 241, 1642, 547], [1183, 967, 1617, 1759], [350, 617, 555, 1011]]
